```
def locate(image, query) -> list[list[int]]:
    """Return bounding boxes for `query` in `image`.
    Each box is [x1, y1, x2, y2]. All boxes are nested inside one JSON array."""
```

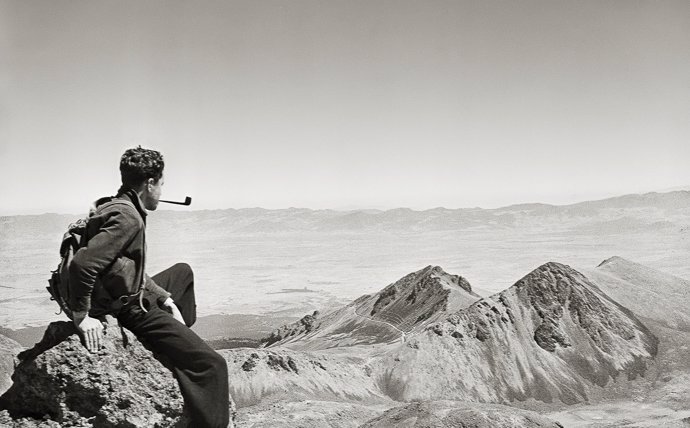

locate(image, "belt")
[[111, 289, 145, 313]]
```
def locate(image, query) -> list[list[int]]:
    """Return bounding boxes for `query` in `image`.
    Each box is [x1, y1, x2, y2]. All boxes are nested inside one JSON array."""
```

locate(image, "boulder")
[[0, 320, 236, 427], [0, 333, 23, 395]]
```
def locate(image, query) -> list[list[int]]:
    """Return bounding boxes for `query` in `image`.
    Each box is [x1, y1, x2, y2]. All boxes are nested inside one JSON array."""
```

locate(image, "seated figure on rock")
[[69, 146, 229, 428]]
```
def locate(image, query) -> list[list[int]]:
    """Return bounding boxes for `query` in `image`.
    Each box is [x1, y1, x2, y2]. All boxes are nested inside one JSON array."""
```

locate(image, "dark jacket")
[[69, 189, 170, 317]]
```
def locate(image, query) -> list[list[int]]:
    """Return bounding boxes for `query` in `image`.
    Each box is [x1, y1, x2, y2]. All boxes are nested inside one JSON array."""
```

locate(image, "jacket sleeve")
[[69, 209, 139, 313], [144, 274, 172, 304]]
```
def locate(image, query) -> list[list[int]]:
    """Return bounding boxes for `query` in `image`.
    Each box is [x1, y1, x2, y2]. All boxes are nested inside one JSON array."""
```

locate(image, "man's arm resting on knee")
[[73, 310, 105, 353], [144, 275, 182, 323], [162, 298, 185, 324], [144, 274, 172, 305]]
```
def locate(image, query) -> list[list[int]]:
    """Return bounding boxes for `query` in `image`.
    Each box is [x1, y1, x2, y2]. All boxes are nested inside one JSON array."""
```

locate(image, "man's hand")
[[73, 312, 105, 353], [162, 298, 185, 325]]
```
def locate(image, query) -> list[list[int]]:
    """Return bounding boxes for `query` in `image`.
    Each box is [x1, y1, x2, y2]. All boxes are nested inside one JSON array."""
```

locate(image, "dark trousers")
[[117, 263, 230, 428]]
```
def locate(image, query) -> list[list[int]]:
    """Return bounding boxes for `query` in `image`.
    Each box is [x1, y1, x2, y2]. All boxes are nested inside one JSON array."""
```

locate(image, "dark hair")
[[119, 146, 164, 190]]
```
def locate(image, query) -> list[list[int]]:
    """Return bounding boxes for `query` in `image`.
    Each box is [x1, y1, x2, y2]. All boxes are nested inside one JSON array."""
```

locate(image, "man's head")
[[120, 146, 165, 211]]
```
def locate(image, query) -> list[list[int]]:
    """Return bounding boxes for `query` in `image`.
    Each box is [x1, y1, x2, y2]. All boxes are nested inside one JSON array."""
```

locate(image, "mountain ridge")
[[255, 262, 658, 407], [3, 189, 688, 218], [369, 262, 658, 404], [263, 265, 480, 350]]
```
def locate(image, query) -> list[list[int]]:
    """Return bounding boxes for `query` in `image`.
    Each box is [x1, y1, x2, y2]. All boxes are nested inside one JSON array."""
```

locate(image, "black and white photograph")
[[1, 1, 689, 427]]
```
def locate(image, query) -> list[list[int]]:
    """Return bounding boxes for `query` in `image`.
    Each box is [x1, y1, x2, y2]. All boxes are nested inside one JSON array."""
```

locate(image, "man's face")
[[143, 174, 164, 211]]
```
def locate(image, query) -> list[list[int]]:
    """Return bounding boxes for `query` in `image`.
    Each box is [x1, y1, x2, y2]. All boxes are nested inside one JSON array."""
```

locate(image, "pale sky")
[[1, 0, 689, 215]]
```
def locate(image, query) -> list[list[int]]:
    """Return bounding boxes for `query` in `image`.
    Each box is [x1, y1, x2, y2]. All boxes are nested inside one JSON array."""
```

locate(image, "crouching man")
[[69, 146, 230, 428]]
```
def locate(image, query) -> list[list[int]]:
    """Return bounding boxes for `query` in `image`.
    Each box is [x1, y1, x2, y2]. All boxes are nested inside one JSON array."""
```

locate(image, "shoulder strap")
[[92, 198, 144, 224], [95, 198, 137, 214]]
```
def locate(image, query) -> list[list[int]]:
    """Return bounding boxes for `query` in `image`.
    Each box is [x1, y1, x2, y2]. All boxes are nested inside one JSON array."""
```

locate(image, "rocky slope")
[[370, 262, 658, 404], [0, 320, 236, 427], [360, 400, 563, 428], [222, 347, 391, 408], [0, 334, 22, 395], [229, 262, 659, 411], [263, 266, 480, 350], [585, 256, 690, 331]]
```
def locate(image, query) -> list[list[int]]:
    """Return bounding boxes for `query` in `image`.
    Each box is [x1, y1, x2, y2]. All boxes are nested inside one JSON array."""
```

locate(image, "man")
[[69, 147, 230, 428]]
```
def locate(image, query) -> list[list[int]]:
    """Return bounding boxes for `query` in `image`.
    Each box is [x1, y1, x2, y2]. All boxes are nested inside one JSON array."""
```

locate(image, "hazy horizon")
[[2, 185, 689, 217], [2, 1, 689, 215]]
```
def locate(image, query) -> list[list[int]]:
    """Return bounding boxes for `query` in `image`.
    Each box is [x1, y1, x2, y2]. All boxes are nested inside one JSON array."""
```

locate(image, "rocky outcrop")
[[262, 311, 321, 347], [0, 334, 22, 395], [360, 400, 563, 428], [0, 321, 236, 427], [223, 347, 389, 408], [374, 262, 658, 404]]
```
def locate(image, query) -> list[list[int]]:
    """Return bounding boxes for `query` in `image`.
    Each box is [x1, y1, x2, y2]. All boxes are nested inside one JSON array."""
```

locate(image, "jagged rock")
[[371, 286, 398, 315], [267, 354, 299, 373], [360, 400, 563, 428], [242, 353, 260, 371], [534, 318, 571, 352], [0, 334, 23, 395], [222, 348, 389, 408], [262, 311, 321, 347], [0, 320, 236, 427], [300, 311, 319, 332]]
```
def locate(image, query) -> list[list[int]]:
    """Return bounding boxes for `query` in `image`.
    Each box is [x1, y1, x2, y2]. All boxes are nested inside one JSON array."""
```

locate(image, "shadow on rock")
[[0, 320, 193, 427]]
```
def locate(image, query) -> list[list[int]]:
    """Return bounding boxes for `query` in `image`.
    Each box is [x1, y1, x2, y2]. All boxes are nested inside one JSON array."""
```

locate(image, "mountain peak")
[[511, 261, 591, 300], [264, 266, 480, 350], [370, 265, 475, 318], [506, 262, 654, 354], [412, 265, 473, 293], [380, 262, 659, 404], [596, 256, 627, 268]]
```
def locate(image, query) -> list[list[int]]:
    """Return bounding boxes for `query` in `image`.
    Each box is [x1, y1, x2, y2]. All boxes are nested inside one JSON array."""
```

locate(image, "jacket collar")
[[112, 188, 148, 223]]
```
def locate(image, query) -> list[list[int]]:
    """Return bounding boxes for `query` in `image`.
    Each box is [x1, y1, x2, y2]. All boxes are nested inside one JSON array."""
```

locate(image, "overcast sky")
[[1, 0, 689, 215]]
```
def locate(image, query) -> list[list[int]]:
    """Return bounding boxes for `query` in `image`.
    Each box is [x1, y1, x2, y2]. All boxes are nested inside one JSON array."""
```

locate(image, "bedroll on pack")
[[47, 217, 89, 321]]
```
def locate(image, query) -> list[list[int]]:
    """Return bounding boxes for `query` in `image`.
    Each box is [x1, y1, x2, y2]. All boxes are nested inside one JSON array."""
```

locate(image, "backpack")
[[47, 198, 137, 320], [47, 217, 89, 320]]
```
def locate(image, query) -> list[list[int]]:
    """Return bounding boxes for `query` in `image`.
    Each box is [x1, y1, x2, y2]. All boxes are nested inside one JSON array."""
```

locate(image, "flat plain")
[[1, 192, 687, 330]]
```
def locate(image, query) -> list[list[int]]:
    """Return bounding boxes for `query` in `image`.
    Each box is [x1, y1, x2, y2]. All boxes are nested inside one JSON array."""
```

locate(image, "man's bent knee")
[[208, 349, 228, 376], [172, 262, 193, 278]]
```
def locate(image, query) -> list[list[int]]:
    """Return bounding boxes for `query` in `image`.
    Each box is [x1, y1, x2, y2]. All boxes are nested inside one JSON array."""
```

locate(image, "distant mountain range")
[[3, 190, 687, 237], [168, 190, 689, 233]]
